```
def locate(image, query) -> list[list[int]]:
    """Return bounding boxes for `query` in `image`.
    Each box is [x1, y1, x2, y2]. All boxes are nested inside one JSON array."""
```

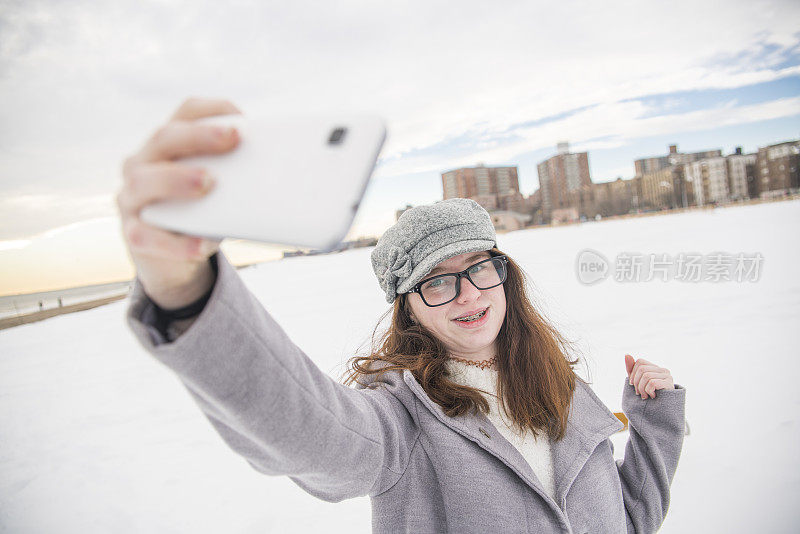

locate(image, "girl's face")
[[406, 251, 507, 362]]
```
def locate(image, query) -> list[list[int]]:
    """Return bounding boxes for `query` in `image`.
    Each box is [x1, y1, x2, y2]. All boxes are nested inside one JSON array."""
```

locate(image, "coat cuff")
[[126, 251, 230, 354], [622, 376, 687, 436]]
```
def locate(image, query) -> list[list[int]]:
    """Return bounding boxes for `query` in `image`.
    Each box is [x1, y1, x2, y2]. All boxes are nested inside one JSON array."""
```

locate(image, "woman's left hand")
[[625, 354, 675, 400]]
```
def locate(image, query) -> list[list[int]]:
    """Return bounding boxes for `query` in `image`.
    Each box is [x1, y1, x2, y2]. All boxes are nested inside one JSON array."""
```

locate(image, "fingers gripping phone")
[[140, 113, 387, 250]]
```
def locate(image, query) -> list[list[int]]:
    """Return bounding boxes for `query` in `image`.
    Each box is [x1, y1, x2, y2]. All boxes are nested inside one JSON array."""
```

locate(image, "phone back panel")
[[140, 113, 386, 250]]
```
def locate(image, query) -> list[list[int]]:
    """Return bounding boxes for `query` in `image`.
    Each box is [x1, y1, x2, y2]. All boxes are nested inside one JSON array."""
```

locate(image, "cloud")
[[0, 0, 799, 242], [0, 239, 32, 251], [0, 193, 116, 240], [373, 96, 800, 178]]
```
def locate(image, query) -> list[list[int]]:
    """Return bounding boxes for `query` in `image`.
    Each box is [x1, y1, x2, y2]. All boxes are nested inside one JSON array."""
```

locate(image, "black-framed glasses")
[[407, 255, 508, 307]]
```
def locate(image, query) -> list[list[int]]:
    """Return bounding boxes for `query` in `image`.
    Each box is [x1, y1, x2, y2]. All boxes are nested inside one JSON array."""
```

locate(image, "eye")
[[422, 276, 453, 291], [468, 262, 486, 274]]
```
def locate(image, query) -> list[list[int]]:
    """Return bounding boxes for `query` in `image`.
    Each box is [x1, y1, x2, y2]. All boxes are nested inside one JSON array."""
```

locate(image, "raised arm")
[[126, 249, 419, 501], [616, 377, 686, 533], [118, 97, 418, 501]]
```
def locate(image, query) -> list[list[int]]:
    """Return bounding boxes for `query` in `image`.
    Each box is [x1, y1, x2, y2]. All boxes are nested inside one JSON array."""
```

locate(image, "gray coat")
[[126, 251, 687, 533]]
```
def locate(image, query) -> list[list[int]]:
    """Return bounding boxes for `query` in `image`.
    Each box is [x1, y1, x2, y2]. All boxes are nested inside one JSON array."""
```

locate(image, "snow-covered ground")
[[1, 200, 798, 533]]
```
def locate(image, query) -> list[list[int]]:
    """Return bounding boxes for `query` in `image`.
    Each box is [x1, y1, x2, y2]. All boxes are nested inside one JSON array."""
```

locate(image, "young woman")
[[121, 98, 686, 533]]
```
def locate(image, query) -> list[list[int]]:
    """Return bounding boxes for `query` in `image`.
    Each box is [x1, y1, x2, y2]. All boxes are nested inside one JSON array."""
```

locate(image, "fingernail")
[[191, 170, 215, 191], [190, 170, 204, 188], [213, 126, 236, 141]]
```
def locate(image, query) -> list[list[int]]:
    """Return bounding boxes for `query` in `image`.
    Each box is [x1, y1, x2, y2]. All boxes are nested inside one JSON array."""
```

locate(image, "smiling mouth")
[[454, 308, 488, 322]]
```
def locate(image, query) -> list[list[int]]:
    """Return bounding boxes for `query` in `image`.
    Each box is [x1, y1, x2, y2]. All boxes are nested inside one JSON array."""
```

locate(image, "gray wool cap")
[[371, 198, 497, 303]]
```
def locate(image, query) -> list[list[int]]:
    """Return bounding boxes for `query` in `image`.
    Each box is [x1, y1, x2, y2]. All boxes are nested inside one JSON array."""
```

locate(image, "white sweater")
[[444, 359, 557, 503]]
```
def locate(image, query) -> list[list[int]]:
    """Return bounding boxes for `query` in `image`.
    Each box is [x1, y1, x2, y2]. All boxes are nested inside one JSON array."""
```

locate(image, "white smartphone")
[[140, 113, 386, 250]]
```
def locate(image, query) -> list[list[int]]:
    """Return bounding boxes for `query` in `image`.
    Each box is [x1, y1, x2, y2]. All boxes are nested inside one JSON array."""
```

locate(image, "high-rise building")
[[678, 147, 759, 207], [726, 147, 757, 201], [633, 144, 724, 209], [634, 144, 722, 175], [536, 142, 593, 222], [634, 151, 671, 176], [441, 164, 521, 212], [592, 179, 635, 217], [683, 158, 730, 206], [756, 140, 800, 197], [640, 167, 683, 210]]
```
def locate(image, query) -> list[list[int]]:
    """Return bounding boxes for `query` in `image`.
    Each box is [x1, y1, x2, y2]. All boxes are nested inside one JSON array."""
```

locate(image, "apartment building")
[[536, 142, 593, 222], [441, 164, 521, 212], [726, 147, 757, 201], [634, 144, 722, 175], [756, 140, 800, 196]]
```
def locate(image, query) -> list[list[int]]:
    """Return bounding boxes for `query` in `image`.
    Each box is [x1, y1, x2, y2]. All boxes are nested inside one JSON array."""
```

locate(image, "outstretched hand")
[[625, 354, 675, 400], [116, 97, 241, 309]]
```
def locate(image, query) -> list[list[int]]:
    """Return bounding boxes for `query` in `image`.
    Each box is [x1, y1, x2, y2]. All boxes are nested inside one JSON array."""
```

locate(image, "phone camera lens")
[[328, 127, 347, 145]]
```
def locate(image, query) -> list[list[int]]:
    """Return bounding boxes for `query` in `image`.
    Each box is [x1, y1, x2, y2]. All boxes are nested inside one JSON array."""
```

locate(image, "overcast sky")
[[1, 0, 799, 294]]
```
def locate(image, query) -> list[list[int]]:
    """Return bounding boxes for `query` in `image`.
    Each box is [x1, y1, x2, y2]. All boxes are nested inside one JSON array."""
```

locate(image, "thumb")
[[624, 354, 635, 377]]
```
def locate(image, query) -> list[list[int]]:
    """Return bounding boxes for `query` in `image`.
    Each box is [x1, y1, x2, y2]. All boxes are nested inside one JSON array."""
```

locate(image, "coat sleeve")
[[124, 251, 419, 502], [616, 377, 686, 534]]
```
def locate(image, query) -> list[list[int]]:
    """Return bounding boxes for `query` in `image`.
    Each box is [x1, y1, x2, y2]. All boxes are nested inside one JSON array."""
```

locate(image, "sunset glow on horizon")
[[0, 216, 298, 296]]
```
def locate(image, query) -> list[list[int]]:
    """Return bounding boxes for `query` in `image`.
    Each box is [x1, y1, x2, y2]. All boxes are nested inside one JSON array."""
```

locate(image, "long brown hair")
[[342, 248, 582, 441]]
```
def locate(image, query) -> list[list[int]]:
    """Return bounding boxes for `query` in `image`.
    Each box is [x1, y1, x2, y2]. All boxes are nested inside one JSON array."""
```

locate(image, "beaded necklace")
[[447, 355, 497, 370]]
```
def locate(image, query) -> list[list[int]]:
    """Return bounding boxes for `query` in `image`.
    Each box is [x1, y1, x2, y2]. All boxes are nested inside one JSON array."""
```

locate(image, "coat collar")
[[401, 369, 623, 512]]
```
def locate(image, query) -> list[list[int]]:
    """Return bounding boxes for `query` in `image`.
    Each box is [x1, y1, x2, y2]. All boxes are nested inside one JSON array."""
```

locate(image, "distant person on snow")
[[119, 97, 686, 533]]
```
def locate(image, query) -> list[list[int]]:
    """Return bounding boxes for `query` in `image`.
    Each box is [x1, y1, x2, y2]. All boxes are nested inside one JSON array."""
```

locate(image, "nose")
[[455, 274, 481, 304]]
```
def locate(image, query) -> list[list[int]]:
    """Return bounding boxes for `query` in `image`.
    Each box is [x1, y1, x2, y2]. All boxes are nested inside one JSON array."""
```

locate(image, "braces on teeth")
[[456, 310, 486, 322]]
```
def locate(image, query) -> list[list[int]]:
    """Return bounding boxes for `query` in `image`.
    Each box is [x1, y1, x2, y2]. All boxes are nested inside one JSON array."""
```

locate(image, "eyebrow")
[[428, 252, 490, 276]]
